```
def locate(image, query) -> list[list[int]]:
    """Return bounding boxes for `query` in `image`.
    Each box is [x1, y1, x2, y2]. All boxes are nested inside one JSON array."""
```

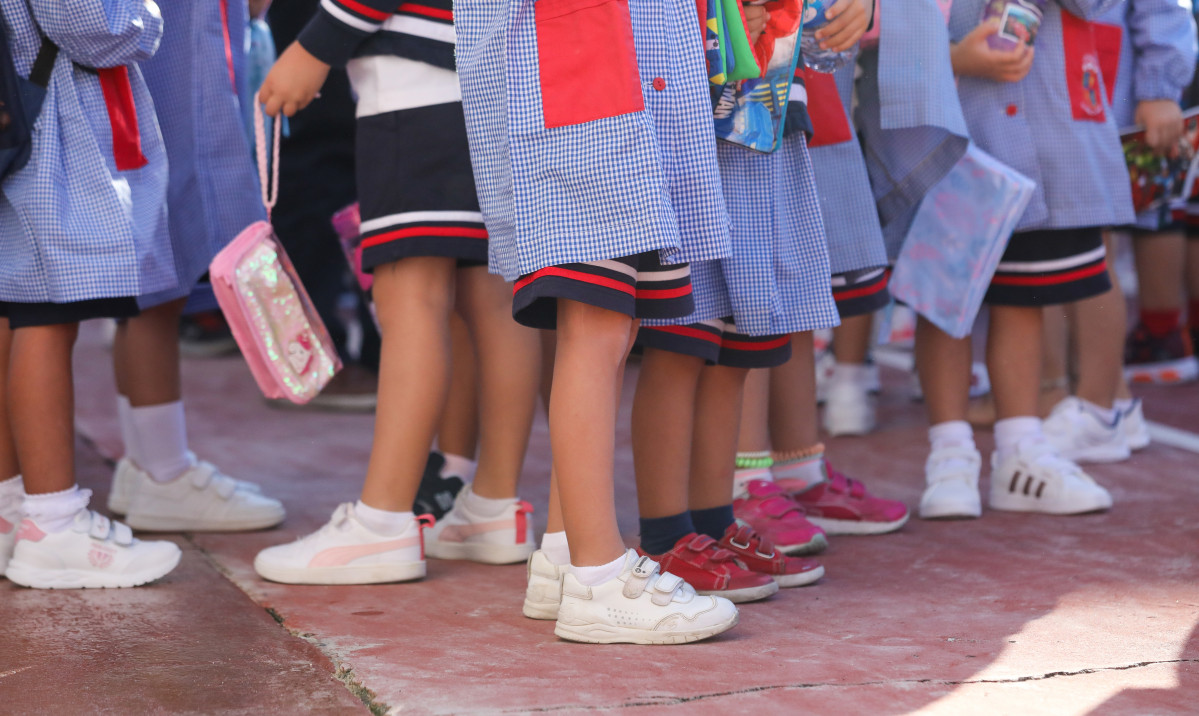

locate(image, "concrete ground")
[[2, 322, 1197, 715]]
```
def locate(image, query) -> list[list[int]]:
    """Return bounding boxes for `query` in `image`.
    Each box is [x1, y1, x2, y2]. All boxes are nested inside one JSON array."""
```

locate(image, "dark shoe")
[[1123, 323, 1199, 385], [179, 311, 239, 358], [413, 452, 465, 521]]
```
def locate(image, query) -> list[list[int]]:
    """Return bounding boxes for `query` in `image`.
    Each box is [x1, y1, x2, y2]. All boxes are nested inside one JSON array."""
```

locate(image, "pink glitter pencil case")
[[210, 106, 342, 404]]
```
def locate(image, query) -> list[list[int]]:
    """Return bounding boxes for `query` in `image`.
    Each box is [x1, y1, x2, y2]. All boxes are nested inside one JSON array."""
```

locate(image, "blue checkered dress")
[[949, 0, 1135, 232], [809, 52, 887, 275], [455, 0, 731, 282], [647, 134, 840, 336], [1099, 0, 1197, 230], [0, 0, 173, 304], [856, 0, 970, 258], [138, 0, 264, 310]]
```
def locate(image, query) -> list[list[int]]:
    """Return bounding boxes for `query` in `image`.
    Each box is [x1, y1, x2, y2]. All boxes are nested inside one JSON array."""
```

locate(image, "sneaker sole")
[[254, 559, 426, 585], [1126, 431, 1151, 451], [777, 533, 828, 556], [774, 564, 824, 588], [919, 501, 982, 520], [1124, 357, 1199, 385], [426, 540, 534, 565], [697, 580, 779, 604], [806, 512, 910, 536], [553, 611, 739, 645], [823, 411, 877, 437], [125, 509, 286, 533], [1060, 444, 1132, 465], [522, 599, 560, 620], [988, 492, 1112, 515], [5, 551, 182, 589]]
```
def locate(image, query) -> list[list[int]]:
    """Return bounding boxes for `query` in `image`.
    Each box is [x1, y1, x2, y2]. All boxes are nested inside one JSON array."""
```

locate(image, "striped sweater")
[[298, 0, 455, 69]]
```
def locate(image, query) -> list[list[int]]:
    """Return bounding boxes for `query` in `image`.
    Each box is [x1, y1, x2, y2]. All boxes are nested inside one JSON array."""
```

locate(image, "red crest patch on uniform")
[[1061, 11, 1107, 123]]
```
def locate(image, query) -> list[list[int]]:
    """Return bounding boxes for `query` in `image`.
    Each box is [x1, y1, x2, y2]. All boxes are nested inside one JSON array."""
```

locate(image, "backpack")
[[0, 8, 57, 182]]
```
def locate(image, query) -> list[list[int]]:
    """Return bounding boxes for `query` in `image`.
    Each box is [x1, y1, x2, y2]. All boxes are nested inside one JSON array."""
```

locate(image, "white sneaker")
[[1119, 399, 1151, 451], [1043, 397, 1131, 464], [554, 550, 739, 645], [823, 375, 877, 436], [5, 510, 181, 589], [0, 486, 21, 575], [109, 452, 263, 516], [254, 503, 429, 585], [123, 458, 285, 532], [523, 550, 564, 620], [919, 446, 983, 519], [424, 488, 535, 564], [816, 352, 880, 404], [989, 439, 1113, 515]]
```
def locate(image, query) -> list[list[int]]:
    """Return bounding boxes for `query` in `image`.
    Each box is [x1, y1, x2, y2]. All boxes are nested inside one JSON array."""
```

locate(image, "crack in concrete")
[[501, 659, 1199, 713]]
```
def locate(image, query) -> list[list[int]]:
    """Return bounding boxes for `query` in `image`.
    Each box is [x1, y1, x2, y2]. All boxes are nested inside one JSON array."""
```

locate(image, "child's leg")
[[632, 347, 704, 552], [10, 323, 78, 496], [1068, 286, 1124, 411], [551, 299, 634, 567], [689, 364, 747, 520], [825, 314, 877, 436], [113, 298, 187, 409], [453, 267, 539, 500], [768, 331, 820, 453], [987, 305, 1043, 421], [1040, 306, 1071, 407], [438, 313, 479, 466], [831, 315, 871, 365], [0, 318, 18, 481], [361, 256, 458, 511], [915, 317, 972, 427], [737, 368, 771, 455]]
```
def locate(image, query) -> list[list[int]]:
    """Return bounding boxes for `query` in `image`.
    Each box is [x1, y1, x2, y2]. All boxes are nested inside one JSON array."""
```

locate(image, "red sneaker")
[[733, 479, 827, 555], [638, 533, 778, 603], [718, 522, 823, 588], [787, 461, 909, 535]]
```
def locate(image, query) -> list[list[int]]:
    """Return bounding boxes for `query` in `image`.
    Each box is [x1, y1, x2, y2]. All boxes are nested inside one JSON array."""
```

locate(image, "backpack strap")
[[27, 36, 56, 88]]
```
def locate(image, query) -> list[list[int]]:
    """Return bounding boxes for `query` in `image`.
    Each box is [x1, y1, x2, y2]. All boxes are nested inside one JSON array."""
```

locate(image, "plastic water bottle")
[[800, 0, 853, 73]]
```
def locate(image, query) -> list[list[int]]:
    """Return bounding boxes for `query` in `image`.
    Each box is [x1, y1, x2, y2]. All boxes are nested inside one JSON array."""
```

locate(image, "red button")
[[1006, 104, 1018, 116], [652, 77, 666, 91]]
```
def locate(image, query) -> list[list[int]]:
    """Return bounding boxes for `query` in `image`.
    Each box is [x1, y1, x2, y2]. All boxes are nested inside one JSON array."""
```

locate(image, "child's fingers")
[[814, 4, 865, 47]]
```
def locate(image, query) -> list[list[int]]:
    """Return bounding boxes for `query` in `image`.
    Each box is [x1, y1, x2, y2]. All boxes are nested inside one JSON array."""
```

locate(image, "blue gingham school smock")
[[138, 0, 264, 310], [0, 0, 173, 304], [949, 0, 1135, 232], [808, 53, 888, 275], [455, 0, 732, 282], [646, 133, 840, 336], [856, 0, 970, 259]]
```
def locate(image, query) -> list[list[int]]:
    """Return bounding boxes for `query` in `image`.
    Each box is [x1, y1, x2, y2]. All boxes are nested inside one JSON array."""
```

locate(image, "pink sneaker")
[[786, 462, 909, 536], [733, 480, 827, 555]]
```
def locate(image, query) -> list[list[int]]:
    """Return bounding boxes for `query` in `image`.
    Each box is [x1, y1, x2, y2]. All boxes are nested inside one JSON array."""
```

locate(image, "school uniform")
[[856, 0, 970, 259], [639, 133, 840, 369], [455, 0, 732, 329], [139, 0, 265, 310], [950, 0, 1136, 305], [0, 0, 170, 326], [1096, 0, 1197, 230], [298, 0, 489, 272], [803, 50, 890, 318]]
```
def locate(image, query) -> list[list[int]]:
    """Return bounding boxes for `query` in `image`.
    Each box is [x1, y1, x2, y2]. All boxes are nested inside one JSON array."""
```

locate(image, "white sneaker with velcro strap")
[[523, 550, 565, 620], [989, 439, 1113, 515], [5, 510, 182, 589], [554, 549, 739, 645], [919, 446, 983, 519], [108, 452, 264, 516], [124, 458, 285, 532]]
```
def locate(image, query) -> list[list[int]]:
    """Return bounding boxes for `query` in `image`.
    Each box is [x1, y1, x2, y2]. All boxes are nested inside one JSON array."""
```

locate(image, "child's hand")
[[258, 42, 330, 118], [950, 21, 1034, 83], [1135, 100, 1184, 158], [814, 0, 872, 53], [743, 4, 769, 45], [248, 0, 272, 19]]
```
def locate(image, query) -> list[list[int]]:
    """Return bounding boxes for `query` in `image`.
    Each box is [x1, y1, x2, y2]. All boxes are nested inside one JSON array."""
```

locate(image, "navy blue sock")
[[639, 511, 694, 555], [690, 504, 735, 541]]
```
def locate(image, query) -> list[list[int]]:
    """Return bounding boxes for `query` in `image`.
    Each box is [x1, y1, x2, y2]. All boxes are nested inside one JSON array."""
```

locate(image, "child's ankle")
[[993, 416, 1043, 462], [770, 443, 826, 489], [928, 421, 975, 453], [540, 531, 571, 565]]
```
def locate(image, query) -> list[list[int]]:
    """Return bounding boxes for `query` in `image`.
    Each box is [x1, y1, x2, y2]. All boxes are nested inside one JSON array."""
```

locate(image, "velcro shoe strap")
[[192, 462, 237, 499], [651, 571, 685, 606], [89, 513, 112, 541], [112, 520, 134, 546], [622, 555, 658, 599]]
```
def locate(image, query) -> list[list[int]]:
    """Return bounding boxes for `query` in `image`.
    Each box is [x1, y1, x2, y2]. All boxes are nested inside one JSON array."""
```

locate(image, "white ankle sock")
[[732, 467, 772, 497], [354, 501, 414, 537], [540, 531, 571, 566], [832, 362, 872, 386], [116, 395, 139, 462], [0, 474, 22, 497], [929, 421, 975, 453], [22, 485, 89, 532], [571, 552, 626, 587], [771, 448, 827, 489], [0, 475, 23, 517], [994, 416, 1043, 463], [460, 487, 515, 518], [128, 401, 192, 483], [440, 453, 477, 482]]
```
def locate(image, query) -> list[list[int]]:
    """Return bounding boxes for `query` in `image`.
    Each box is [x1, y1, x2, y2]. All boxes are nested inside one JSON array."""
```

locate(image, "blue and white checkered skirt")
[[456, 0, 731, 282], [647, 134, 840, 336], [138, 0, 264, 309]]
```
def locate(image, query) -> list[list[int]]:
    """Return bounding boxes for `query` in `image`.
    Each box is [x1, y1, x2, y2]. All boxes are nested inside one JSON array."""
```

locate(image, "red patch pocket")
[[1090, 21, 1122, 105], [535, 0, 645, 128], [802, 68, 852, 147], [1061, 12, 1107, 123]]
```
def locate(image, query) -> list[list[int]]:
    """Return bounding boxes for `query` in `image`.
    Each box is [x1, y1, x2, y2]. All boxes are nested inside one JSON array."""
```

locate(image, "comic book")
[[1121, 106, 1199, 214]]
